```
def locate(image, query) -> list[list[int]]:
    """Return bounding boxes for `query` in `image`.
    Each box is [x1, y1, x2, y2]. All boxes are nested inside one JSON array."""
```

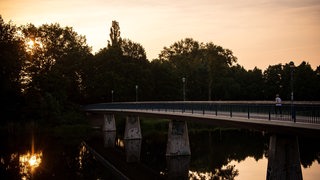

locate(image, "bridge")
[[83, 101, 320, 179], [84, 101, 320, 130], [84, 101, 320, 154]]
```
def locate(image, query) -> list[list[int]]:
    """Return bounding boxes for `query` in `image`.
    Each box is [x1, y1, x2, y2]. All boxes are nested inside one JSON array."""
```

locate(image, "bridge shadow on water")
[[84, 113, 320, 180]]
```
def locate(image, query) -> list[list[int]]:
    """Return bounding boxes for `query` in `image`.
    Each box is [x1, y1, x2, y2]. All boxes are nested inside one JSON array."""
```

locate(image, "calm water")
[[0, 120, 319, 179]]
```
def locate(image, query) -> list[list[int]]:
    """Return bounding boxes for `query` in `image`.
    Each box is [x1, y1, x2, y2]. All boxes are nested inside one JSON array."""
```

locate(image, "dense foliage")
[[1, 16, 319, 124]]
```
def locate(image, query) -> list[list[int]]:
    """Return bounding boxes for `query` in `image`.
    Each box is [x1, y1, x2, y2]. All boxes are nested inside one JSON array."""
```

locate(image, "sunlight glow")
[[19, 151, 42, 179], [24, 37, 43, 54], [26, 39, 34, 50]]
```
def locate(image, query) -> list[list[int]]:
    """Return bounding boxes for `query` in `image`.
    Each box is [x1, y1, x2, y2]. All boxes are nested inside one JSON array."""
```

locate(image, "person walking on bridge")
[[275, 94, 282, 116]]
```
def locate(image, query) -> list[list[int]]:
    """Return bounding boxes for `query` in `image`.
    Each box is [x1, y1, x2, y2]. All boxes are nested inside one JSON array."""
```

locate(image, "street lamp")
[[289, 61, 296, 121], [111, 90, 114, 102], [182, 77, 186, 101], [135, 85, 139, 102]]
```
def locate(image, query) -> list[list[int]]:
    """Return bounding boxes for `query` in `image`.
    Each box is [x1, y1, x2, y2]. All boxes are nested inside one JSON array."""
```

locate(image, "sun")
[[26, 39, 34, 50], [25, 38, 35, 53], [25, 37, 43, 53]]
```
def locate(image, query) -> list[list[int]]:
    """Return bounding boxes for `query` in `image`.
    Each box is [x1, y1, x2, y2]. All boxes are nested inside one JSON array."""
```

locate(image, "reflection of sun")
[[19, 151, 42, 179]]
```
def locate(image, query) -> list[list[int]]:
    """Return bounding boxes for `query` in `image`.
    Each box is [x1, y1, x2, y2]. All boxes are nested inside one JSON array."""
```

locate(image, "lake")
[[0, 118, 319, 179]]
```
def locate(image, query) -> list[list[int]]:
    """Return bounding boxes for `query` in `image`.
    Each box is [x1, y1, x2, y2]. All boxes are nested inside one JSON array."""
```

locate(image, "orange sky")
[[1, 0, 319, 70]]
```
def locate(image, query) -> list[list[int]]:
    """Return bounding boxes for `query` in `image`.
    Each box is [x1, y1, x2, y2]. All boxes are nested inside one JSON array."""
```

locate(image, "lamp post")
[[135, 85, 138, 102], [182, 77, 186, 101], [111, 90, 114, 102], [289, 61, 296, 122]]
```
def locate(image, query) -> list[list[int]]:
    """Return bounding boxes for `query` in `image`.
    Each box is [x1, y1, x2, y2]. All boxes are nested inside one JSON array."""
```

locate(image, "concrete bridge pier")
[[166, 120, 191, 156], [124, 116, 142, 140], [124, 116, 142, 163], [266, 134, 302, 180], [102, 114, 116, 131], [102, 114, 116, 148]]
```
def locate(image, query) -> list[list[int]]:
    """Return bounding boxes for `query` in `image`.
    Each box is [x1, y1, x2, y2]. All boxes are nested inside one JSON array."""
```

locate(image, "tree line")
[[1, 16, 319, 124]]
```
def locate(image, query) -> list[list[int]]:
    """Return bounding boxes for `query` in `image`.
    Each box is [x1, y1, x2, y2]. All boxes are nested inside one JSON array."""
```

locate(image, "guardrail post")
[[268, 106, 271, 120], [247, 105, 250, 119], [203, 105, 205, 115], [292, 105, 296, 122], [215, 104, 218, 116]]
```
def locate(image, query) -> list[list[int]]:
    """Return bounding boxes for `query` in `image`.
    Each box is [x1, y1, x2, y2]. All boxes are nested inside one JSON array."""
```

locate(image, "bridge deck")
[[86, 108, 320, 136], [84, 101, 320, 136]]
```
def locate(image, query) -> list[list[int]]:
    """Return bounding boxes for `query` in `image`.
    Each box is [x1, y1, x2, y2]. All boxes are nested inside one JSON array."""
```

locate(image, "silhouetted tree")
[[263, 64, 283, 100], [150, 59, 180, 100], [200, 42, 237, 100], [0, 16, 25, 120], [158, 38, 237, 100], [121, 38, 146, 61], [20, 23, 91, 124], [294, 61, 319, 100], [83, 21, 152, 102], [108, 20, 121, 47], [2, 15, 320, 127]]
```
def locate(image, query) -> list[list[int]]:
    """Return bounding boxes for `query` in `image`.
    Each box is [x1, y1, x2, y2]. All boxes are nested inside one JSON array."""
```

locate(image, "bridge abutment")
[[166, 120, 191, 156]]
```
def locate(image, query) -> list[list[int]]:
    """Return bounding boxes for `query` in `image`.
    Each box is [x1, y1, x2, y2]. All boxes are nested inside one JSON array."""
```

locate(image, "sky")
[[1, 0, 320, 70]]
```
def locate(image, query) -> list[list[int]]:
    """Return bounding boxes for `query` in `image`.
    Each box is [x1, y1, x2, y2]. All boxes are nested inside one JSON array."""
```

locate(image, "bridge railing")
[[84, 101, 320, 124]]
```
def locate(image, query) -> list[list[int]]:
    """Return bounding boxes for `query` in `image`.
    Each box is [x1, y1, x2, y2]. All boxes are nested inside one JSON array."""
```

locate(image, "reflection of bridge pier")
[[166, 156, 190, 179], [98, 114, 192, 171], [103, 131, 116, 148], [123, 116, 142, 162], [267, 134, 302, 180], [102, 114, 117, 148], [124, 139, 142, 163], [101, 114, 191, 157]]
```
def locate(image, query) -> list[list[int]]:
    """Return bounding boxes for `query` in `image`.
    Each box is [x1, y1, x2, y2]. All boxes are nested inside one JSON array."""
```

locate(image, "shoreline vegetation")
[[1, 16, 319, 126]]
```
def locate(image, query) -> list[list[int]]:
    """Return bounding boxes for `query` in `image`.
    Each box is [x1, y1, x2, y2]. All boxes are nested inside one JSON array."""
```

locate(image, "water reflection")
[[103, 131, 116, 148], [3, 121, 318, 179], [188, 164, 239, 179], [78, 142, 90, 170], [167, 156, 190, 179], [19, 151, 43, 180], [267, 134, 302, 180], [0, 151, 43, 180], [125, 139, 142, 163]]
